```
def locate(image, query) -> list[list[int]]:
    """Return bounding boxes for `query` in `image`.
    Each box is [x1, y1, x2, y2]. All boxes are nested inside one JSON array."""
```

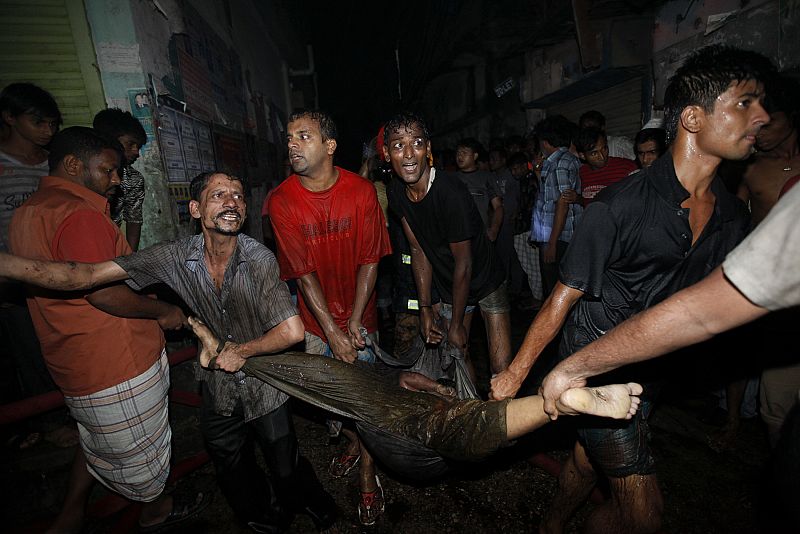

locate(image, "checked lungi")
[[64, 350, 171, 502]]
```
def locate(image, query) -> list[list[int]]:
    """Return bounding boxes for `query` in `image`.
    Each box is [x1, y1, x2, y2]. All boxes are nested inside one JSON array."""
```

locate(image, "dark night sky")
[[280, 0, 575, 169], [283, 1, 403, 169], [281, 0, 474, 170]]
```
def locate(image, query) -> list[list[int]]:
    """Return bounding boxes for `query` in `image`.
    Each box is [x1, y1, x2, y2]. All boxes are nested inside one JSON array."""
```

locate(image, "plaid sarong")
[[65, 350, 171, 502]]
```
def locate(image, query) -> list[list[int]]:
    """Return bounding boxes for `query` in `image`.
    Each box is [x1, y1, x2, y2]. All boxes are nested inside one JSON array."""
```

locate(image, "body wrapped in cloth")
[[241, 352, 511, 480]]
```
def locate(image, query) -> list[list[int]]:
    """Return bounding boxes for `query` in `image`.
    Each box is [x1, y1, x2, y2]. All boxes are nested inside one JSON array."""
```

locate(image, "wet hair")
[[534, 115, 573, 149], [0, 82, 62, 124], [456, 137, 482, 154], [383, 112, 431, 145], [634, 128, 667, 154], [507, 152, 529, 168], [663, 45, 775, 143], [575, 127, 606, 154], [763, 73, 800, 122], [578, 110, 605, 129], [189, 171, 245, 201], [288, 109, 337, 141], [47, 126, 121, 172], [93, 108, 147, 146]]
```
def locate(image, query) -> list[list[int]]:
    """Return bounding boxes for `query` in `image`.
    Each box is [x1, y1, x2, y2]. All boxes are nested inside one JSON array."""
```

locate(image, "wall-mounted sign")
[[494, 77, 515, 98]]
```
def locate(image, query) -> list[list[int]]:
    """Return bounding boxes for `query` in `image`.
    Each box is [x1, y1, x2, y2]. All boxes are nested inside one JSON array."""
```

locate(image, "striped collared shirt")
[[114, 233, 297, 421], [531, 147, 583, 243]]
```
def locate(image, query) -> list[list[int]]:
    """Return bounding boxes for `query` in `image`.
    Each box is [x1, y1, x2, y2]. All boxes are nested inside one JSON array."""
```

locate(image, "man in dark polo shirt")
[[491, 45, 770, 533]]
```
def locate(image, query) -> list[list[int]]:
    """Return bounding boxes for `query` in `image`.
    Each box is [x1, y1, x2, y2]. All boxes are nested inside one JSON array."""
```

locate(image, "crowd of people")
[[1, 42, 798, 533]]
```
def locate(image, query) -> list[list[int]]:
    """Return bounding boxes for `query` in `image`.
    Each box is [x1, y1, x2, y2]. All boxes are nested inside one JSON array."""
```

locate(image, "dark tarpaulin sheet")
[[241, 353, 510, 480]]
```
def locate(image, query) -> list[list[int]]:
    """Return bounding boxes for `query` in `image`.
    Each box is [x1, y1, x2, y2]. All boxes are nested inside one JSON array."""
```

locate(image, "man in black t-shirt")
[[383, 112, 512, 382], [491, 45, 770, 533]]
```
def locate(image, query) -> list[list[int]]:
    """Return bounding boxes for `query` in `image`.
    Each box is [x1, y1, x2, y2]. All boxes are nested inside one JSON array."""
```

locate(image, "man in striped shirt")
[[116, 171, 339, 532]]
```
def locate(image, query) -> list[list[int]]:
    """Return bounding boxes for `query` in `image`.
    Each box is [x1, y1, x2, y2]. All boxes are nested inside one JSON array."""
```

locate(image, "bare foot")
[[557, 383, 643, 420], [187, 317, 219, 368]]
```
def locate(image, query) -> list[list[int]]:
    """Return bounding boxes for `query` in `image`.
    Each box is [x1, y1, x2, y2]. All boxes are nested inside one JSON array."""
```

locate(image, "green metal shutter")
[[0, 0, 105, 127]]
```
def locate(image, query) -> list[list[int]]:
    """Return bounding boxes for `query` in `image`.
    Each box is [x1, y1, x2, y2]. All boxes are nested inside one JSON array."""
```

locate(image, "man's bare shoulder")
[[743, 154, 795, 192], [742, 154, 797, 223]]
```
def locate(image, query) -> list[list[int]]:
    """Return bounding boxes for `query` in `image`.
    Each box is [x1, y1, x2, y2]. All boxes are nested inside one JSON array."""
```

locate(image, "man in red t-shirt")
[[268, 110, 391, 526], [576, 127, 637, 205]]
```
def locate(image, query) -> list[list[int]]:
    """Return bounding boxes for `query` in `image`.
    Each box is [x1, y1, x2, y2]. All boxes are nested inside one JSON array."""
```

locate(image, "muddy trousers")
[[199, 383, 336, 530]]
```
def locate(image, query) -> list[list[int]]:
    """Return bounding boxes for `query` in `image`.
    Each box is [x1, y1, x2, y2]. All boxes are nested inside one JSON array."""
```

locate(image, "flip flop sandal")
[[357, 475, 385, 526], [138, 491, 211, 532], [328, 452, 360, 478]]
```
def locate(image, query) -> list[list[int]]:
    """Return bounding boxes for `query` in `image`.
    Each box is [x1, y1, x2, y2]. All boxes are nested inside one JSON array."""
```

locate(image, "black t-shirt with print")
[[388, 171, 504, 305]]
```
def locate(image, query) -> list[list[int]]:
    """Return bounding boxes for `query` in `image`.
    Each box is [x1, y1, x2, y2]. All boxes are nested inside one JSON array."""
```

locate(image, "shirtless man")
[[737, 74, 799, 224]]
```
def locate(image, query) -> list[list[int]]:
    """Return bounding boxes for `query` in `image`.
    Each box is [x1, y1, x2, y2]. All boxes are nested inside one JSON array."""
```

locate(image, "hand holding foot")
[[188, 317, 220, 369], [540, 367, 588, 420], [556, 383, 643, 420]]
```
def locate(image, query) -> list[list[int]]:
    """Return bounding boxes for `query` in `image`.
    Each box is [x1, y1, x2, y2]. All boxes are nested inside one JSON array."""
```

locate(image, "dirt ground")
[[2, 309, 785, 533]]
